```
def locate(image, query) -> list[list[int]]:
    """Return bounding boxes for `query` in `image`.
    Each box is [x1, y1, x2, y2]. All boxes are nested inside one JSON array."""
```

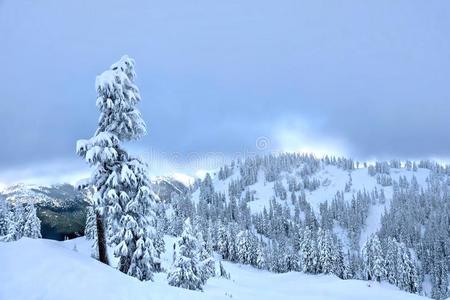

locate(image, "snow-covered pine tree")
[[429, 237, 449, 299], [300, 227, 318, 274], [361, 236, 373, 280], [205, 222, 215, 254], [0, 198, 10, 237], [317, 228, 333, 274], [22, 204, 41, 239], [362, 234, 386, 282], [227, 223, 239, 262], [396, 242, 419, 294], [274, 180, 287, 200], [168, 218, 204, 290], [344, 172, 352, 193], [3, 210, 18, 242], [371, 235, 386, 282], [197, 231, 215, 284], [76, 55, 159, 280], [256, 241, 267, 270], [268, 241, 279, 272], [276, 239, 289, 273], [199, 173, 215, 204], [385, 237, 398, 285], [236, 230, 257, 265], [13, 204, 25, 239], [85, 206, 100, 259], [347, 251, 363, 280], [217, 222, 229, 259], [2, 203, 29, 242], [331, 238, 346, 279], [153, 224, 165, 272], [170, 192, 188, 236], [431, 258, 448, 300]]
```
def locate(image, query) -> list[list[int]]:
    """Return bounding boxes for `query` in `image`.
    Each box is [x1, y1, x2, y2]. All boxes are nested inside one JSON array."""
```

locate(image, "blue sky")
[[1, 0, 449, 184]]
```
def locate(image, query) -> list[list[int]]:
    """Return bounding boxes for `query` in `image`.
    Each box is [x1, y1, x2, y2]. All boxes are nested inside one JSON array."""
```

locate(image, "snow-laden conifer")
[[317, 228, 334, 274], [362, 234, 386, 282], [168, 218, 204, 290], [300, 227, 318, 273], [197, 231, 215, 283], [76, 55, 159, 280], [22, 204, 41, 239]]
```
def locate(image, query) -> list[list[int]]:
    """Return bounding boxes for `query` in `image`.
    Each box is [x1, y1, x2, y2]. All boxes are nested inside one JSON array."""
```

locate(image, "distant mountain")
[[152, 176, 191, 202], [2, 183, 87, 210]]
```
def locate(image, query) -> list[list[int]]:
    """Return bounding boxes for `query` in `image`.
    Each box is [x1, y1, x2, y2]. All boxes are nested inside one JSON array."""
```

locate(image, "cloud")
[[0, 148, 231, 186], [271, 117, 350, 158], [139, 148, 232, 178], [0, 0, 449, 177], [0, 159, 90, 186]]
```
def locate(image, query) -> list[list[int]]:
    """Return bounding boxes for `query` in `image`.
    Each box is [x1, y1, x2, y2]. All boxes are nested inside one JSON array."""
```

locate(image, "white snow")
[[0, 237, 427, 300]]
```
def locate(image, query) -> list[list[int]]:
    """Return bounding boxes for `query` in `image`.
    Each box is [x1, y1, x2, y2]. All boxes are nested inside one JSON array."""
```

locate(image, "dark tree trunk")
[[96, 211, 109, 265], [119, 256, 131, 275]]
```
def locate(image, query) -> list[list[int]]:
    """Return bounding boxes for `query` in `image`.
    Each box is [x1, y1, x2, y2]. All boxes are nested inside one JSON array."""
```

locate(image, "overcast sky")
[[1, 0, 449, 184]]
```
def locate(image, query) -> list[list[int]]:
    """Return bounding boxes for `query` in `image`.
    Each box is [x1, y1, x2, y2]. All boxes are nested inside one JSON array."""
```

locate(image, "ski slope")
[[0, 237, 427, 300]]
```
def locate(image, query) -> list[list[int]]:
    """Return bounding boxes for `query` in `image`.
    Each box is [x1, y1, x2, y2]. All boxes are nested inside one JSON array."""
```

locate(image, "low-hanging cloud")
[[272, 118, 350, 158]]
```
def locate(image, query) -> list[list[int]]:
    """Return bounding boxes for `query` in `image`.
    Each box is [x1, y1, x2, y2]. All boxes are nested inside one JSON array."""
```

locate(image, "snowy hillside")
[[193, 161, 431, 248], [183, 155, 450, 298], [0, 237, 427, 300]]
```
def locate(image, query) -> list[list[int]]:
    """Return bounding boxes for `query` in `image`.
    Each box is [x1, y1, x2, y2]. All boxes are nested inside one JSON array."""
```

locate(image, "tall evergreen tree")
[[431, 241, 448, 300], [22, 204, 41, 239], [168, 218, 204, 290], [77, 55, 159, 280], [256, 241, 267, 270], [331, 238, 346, 279], [0, 198, 9, 236], [396, 242, 419, 294], [300, 227, 318, 273], [317, 228, 334, 274], [362, 234, 386, 282], [385, 237, 399, 285], [4, 210, 18, 242], [197, 231, 215, 284], [236, 230, 257, 265], [199, 173, 215, 204]]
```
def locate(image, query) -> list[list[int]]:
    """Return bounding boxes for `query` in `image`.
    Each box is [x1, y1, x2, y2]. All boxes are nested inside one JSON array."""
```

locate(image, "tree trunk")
[[119, 256, 131, 275], [96, 211, 109, 265]]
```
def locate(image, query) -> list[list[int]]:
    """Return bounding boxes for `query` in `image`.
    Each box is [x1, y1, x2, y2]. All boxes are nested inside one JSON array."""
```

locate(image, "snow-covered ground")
[[0, 237, 427, 300]]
